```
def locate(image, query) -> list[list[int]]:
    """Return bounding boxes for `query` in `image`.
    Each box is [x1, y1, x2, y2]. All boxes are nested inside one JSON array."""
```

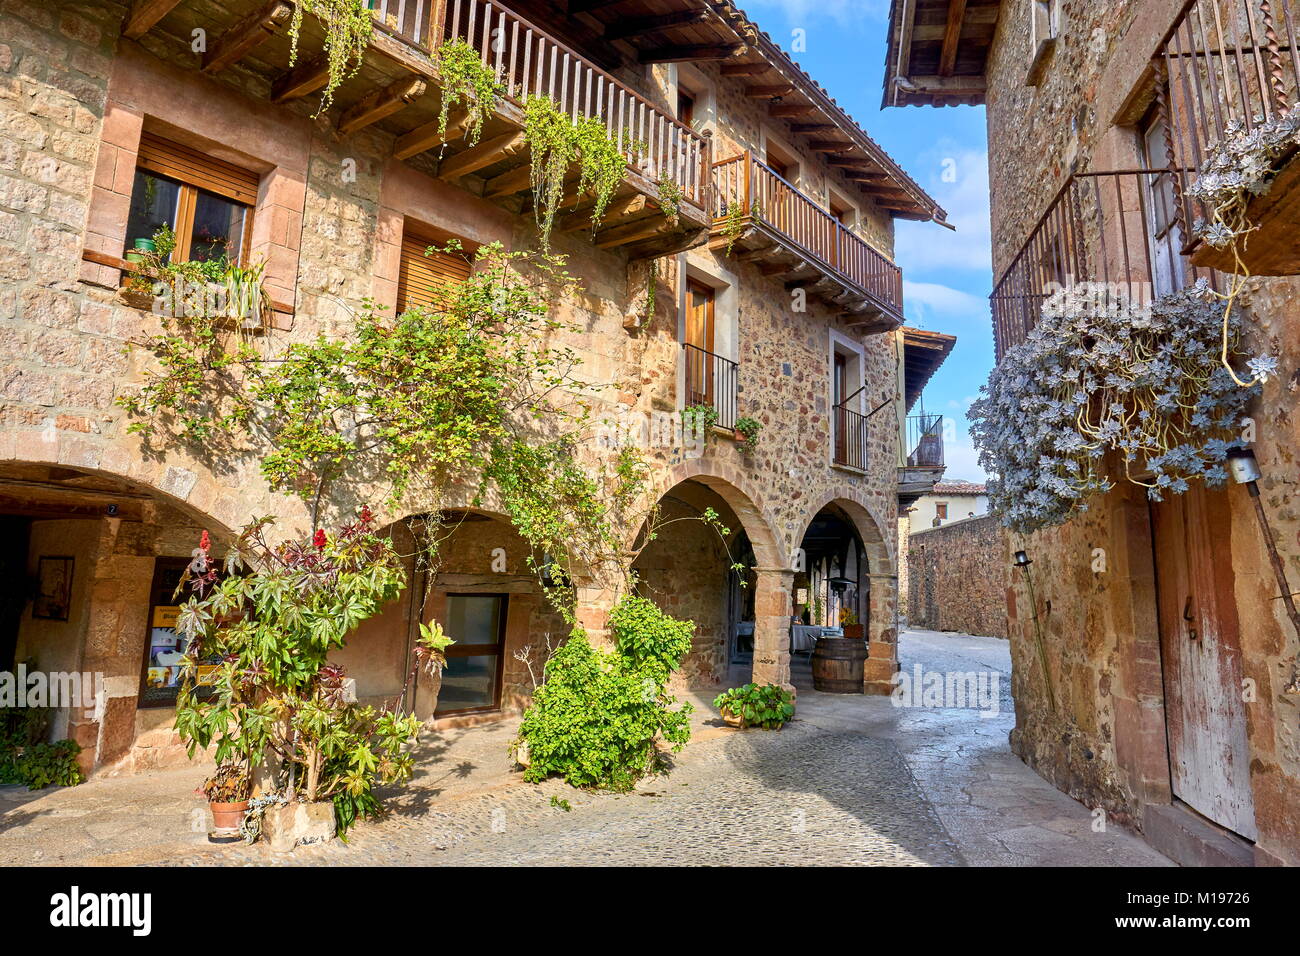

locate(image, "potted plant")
[[202, 762, 251, 835], [713, 683, 795, 730], [840, 608, 864, 639]]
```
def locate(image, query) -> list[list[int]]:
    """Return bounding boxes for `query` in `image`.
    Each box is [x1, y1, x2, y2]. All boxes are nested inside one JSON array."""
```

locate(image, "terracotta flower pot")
[[722, 710, 745, 728], [209, 800, 250, 831]]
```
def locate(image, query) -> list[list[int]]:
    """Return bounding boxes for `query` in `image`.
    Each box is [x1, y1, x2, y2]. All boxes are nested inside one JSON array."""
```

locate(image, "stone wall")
[[984, 0, 1300, 863], [907, 516, 1007, 639]]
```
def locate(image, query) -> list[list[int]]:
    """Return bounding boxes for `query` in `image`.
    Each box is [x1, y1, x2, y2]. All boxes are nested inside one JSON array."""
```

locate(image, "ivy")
[[657, 176, 684, 226], [523, 96, 630, 247], [431, 38, 504, 149], [722, 200, 750, 254], [288, 0, 374, 116], [969, 282, 1261, 534]]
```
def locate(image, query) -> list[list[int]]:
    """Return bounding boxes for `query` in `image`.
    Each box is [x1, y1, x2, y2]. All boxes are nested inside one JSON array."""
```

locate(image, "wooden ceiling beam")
[[808, 140, 855, 153], [604, 10, 711, 42], [122, 0, 183, 39], [394, 111, 470, 160], [568, 0, 632, 14], [744, 85, 795, 98], [720, 62, 769, 76], [338, 76, 427, 136], [769, 104, 815, 117], [438, 130, 527, 179], [789, 123, 836, 133], [639, 44, 746, 64], [271, 53, 332, 102], [202, 0, 294, 74], [938, 0, 969, 77]]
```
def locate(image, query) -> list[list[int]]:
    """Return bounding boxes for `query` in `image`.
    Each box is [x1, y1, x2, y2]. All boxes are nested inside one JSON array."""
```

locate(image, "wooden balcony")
[[708, 153, 904, 332], [121, 0, 711, 256], [1159, 0, 1300, 275]]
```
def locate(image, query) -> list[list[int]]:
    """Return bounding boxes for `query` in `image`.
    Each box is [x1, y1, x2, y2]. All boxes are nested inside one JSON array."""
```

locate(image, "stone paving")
[[0, 628, 1173, 867]]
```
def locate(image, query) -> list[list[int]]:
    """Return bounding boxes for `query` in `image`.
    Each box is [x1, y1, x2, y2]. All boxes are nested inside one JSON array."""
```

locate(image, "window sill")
[[831, 461, 869, 477]]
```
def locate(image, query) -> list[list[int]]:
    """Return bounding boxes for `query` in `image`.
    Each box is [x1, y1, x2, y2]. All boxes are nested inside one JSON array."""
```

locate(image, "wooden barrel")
[[811, 637, 867, 694]]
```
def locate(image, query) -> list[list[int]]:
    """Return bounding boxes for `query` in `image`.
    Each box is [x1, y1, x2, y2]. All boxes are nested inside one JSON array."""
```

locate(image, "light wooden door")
[[685, 281, 715, 407], [1152, 483, 1256, 840]]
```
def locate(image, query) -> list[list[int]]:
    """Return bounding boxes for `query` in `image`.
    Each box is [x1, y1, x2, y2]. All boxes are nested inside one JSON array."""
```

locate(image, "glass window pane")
[[126, 169, 180, 254], [447, 595, 503, 646], [438, 654, 499, 711], [190, 189, 247, 265]]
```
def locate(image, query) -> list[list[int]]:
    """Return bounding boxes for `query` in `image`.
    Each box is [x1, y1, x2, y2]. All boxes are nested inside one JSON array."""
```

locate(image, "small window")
[[935, 502, 949, 520], [677, 87, 696, 127], [396, 226, 473, 313], [1028, 0, 1059, 85], [125, 133, 257, 265]]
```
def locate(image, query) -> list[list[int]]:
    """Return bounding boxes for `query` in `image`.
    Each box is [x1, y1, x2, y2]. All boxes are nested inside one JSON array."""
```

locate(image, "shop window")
[[436, 594, 508, 715], [138, 558, 222, 708], [125, 133, 258, 265], [396, 225, 473, 313]]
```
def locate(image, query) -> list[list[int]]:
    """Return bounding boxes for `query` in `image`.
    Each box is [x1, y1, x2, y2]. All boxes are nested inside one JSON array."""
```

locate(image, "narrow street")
[[0, 629, 1170, 867]]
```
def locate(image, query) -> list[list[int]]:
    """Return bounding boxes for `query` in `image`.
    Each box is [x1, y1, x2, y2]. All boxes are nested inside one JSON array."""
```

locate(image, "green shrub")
[[713, 683, 795, 730], [516, 596, 695, 791], [0, 709, 83, 790]]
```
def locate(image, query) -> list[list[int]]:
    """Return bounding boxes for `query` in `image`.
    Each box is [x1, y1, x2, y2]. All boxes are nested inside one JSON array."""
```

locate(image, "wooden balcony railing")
[[683, 343, 739, 431], [414, 0, 712, 207], [1159, 0, 1300, 175], [833, 404, 869, 470], [989, 170, 1220, 360], [906, 413, 944, 469], [712, 152, 904, 318], [370, 0, 436, 47]]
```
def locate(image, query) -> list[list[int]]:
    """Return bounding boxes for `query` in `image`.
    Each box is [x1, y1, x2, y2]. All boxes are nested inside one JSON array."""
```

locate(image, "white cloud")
[[902, 280, 988, 327], [940, 433, 989, 484], [895, 148, 992, 276]]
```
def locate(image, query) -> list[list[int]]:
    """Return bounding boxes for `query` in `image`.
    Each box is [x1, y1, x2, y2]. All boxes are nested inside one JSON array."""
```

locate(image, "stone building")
[[0, 0, 950, 775], [907, 480, 987, 532], [887, 0, 1300, 865], [907, 513, 1005, 638]]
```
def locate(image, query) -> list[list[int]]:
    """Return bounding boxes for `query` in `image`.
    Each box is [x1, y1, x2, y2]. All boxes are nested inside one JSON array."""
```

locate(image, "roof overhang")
[[882, 0, 1002, 109], [901, 326, 957, 411]]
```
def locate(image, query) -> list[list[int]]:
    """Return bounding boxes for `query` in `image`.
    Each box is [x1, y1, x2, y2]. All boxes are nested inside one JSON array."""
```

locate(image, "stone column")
[[573, 583, 620, 650], [864, 571, 899, 695], [752, 567, 795, 695]]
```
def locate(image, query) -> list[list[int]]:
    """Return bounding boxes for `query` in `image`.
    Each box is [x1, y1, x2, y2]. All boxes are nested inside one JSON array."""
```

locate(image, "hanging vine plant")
[[431, 38, 503, 149], [969, 281, 1265, 534], [523, 96, 629, 247], [287, 0, 374, 116], [1187, 112, 1295, 387]]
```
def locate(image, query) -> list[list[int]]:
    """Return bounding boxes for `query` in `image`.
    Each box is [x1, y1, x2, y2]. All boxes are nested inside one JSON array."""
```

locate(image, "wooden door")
[[1151, 483, 1256, 839], [685, 281, 715, 407], [436, 593, 509, 716], [832, 352, 847, 462]]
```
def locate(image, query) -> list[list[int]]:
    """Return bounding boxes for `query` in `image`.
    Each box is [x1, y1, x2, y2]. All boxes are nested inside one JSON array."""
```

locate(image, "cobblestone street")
[[0, 629, 1171, 867]]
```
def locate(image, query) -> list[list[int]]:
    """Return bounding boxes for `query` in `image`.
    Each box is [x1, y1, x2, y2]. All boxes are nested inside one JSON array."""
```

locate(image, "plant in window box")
[[681, 402, 718, 440], [713, 683, 795, 730], [734, 416, 761, 454], [126, 226, 271, 329]]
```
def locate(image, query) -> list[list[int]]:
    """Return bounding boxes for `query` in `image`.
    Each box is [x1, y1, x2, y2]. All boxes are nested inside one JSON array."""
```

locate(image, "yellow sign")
[[152, 605, 180, 628]]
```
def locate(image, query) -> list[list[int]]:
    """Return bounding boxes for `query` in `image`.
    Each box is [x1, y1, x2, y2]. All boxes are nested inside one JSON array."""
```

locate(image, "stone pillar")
[[573, 583, 619, 649], [752, 567, 795, 695], [864, 571, 899, 695]]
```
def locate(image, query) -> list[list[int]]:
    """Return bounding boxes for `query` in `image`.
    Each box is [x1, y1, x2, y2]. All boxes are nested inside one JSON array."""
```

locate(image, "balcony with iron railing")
[[1158, 0, 1300, 274], [906, 414, 944, 469], [120, 0, 711, 256], [832, 404, 869, 471], [709, 152, 905, 332], [989, 169, 1220, 360], [682, 343, 739, 432]]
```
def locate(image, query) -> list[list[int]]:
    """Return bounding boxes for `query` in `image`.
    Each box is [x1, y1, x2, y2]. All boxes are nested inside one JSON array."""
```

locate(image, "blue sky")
[[741, 0, 994, 481]]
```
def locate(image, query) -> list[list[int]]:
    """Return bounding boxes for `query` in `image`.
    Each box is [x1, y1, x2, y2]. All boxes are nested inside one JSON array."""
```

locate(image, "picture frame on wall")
[[33, 556, 74, 621]]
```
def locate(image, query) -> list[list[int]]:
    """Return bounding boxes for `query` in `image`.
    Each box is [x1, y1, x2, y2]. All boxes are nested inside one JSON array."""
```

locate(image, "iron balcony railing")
[[989, 169, 1221, 360], [384, 0, 711, 206], [682, 343, 739, 431], [906, 414, 944, 468], [711, 152, 904, 318], [833, 404, 869, 470]]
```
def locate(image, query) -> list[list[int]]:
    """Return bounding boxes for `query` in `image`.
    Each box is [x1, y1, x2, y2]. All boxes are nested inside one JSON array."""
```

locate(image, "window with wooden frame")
[[677, 87, 696, 128], [684, 279, 716, 409], [396, 225, 473, 313], [935, 502, 949, 520], [125, 133, 258, 265]]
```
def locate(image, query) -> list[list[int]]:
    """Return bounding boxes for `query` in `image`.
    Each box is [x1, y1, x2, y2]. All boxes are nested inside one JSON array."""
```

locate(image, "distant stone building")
[[907, 515, 1006, 639], [907, 481, 988, 531]]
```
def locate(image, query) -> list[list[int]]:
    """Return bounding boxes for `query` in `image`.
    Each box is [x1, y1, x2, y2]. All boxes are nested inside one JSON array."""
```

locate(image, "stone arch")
[[794, 486, 899, 695]]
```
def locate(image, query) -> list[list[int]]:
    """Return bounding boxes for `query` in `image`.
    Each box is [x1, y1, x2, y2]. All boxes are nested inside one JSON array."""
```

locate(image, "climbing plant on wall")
[[431, 38, 504, 148], [969, 281, 1263, 534]]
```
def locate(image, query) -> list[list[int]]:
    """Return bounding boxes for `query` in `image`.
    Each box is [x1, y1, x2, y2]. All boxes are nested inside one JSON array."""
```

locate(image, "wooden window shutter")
[[397, 231, 472, 312], [136, 133, 260, 206]]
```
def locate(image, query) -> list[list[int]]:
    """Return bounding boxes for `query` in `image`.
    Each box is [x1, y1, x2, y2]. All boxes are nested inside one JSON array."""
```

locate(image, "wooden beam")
[[808, 140, 855, 153], [559, 193, 647, 231], [938, 0, 968, 77], [393, 111, 470, 160], [828, 158, 874, 169], [338, 76, 427, 136], [271, 54, 332, 102], [638, 44, 745, 64], [720, 62, 769, 76], [744, 85, 795, 98], [847, 173, 890, 182], [568, 0, 631, 13], [769, 104, 815, 117], [438, 130, 526, 179], [594, 216, 673, 248], [122, 0, 183, 39], [202, 0, 294, 74], [604, 10, 710, 42], [482, 162, 534, 198], [789, 123, 836, 133]]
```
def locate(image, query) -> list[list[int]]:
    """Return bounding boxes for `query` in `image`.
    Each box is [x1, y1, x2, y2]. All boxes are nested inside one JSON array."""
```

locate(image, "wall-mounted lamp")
[[1230, 447, 1300, 694], [1013, 547, 1056, 713]]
